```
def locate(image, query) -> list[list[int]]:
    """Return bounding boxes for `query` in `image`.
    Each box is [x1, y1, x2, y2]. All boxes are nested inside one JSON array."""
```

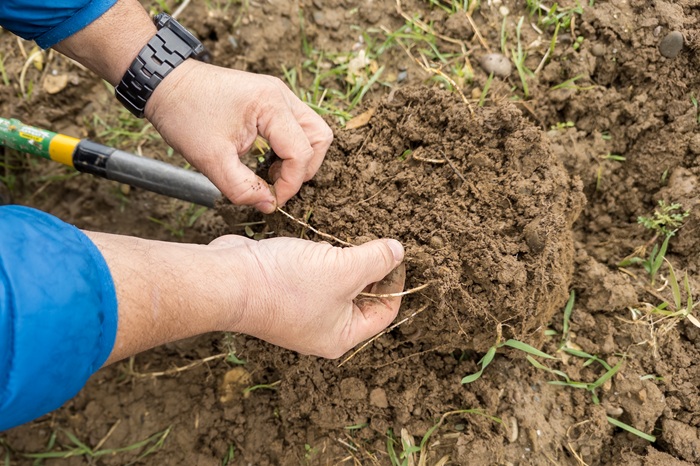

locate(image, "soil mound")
[[266, 87, 585, 352]]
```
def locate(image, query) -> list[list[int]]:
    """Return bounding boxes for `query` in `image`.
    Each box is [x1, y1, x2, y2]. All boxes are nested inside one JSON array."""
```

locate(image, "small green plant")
[[691, 94, 700, 123], [619, 234, 671, 285], [1, 427, 171, 464], [461, 339, 555, 384], [221, 444, 235, 466], [619, 201, 689, 284], [637, 200, 689, 237], [551, 121, 575, 131], [387, 410, 501, 465], [511, 17, 532, 98]]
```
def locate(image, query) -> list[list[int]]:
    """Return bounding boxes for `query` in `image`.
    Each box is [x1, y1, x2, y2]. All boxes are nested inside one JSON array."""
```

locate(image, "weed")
[[242, 380, 281, 396], [691, 94, 700, 123], [511, 17, 532, 98], [148, 203, 207, 238], [2, 426, 171, 464], [550, 74, 596, 91], [461, 339, 554, 384], [221, 444, 235, 466], [607, 416, 656, 442], [619, 234, 671, 285], [89, 109, 159, 151], [478, 72, 494, 107], [387, 410, 501, 465], [637, 200, 689, 237]]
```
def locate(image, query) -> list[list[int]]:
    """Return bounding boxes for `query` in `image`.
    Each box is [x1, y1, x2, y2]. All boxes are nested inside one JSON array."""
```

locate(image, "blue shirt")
[[0, 206, 118, 431], [0, 0, 118, 48]]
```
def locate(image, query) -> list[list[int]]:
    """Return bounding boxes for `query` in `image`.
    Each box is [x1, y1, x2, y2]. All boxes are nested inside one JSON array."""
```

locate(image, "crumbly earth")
[[1, 0, 699, 465]]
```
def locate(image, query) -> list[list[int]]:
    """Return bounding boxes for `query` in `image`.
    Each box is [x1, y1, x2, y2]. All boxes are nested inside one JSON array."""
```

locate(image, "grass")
[[148, 203, 207, 238], [460, 292, 658, 443], [511, 17, 532, 98], [618, 200, 689, 284], [1, 426, 171, 465], [387, 409, 501, 466]]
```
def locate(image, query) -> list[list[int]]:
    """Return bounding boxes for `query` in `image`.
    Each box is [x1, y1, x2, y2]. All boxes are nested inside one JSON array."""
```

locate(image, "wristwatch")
[[115, 13, 205, 118]]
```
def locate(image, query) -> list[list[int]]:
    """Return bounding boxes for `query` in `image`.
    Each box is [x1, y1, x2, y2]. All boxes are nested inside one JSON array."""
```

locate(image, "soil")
[[2, 0, 700, 465]]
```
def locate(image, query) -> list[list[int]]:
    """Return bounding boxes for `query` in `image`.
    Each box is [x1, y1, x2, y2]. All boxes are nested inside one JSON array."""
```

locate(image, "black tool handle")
[[74, 140, 221, 208]]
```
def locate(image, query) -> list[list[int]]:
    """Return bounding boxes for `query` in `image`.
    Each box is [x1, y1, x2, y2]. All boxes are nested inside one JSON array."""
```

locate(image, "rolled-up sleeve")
[[0, 206, 117, 431], [0, 0, 118, 48]]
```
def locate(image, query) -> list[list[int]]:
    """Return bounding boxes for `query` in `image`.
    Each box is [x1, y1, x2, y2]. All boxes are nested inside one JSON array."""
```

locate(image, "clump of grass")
[[387, 409, 501, 465], [619, 200, 689, 284]]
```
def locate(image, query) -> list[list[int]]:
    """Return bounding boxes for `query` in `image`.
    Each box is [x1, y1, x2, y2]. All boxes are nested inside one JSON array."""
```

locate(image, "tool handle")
[[75, 140, 222, 208]]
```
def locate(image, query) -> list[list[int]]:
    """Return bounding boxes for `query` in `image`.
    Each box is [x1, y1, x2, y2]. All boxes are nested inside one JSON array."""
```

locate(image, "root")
[[358, 282, 431, 298], [276, 207, 354, 247], [339, 304, 430, 367]]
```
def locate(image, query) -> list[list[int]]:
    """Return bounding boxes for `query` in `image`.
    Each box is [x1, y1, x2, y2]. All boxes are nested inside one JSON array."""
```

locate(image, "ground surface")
[[1, 0, 700, 465]]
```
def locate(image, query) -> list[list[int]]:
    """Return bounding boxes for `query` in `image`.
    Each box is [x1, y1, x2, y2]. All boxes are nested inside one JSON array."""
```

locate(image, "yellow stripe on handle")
[[48, 134, 79, 167]]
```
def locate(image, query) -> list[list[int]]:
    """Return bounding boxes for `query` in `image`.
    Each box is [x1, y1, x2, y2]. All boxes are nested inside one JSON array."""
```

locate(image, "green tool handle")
[[74, 140, 222, 208]]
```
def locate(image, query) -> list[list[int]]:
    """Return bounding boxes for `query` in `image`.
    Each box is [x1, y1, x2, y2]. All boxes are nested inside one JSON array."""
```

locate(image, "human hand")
[[145, 60, 334, 213], [211, 235, 406, 358]]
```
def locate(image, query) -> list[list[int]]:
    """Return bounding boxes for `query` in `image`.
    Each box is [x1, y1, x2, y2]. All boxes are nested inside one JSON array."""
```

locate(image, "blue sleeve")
[[0, 0, 118, 49], [0, 206, 118, 431]]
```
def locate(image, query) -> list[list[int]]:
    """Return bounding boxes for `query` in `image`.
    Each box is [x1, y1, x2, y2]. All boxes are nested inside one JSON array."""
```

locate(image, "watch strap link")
[[115, 16, 204, 118]]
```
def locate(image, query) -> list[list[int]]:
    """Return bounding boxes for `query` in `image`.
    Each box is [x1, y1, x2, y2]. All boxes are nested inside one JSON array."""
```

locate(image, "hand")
[[145, 60, 334, 213], [88, 231, 405, 363], [212, 236, 406, 358]]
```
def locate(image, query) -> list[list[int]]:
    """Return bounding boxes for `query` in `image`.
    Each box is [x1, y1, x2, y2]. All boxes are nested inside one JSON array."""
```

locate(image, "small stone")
[[591, 43, 606, 57], [369, 388, 388, 408], [659, 31, 684, 58], [397, 70, 408, 82], [479, 53, 512, 78]]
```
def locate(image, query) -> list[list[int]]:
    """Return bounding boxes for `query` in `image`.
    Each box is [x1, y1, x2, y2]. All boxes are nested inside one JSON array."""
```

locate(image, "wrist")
[[53, 0, 156, 86]]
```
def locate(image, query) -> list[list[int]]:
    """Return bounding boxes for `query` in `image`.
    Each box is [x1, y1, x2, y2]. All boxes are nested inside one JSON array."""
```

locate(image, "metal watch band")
[[115, 14, 204, 118]]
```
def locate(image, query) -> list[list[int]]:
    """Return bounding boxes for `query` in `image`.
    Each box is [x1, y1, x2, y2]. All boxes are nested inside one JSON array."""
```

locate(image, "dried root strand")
[[276, 207, 354, 247], [358, 282, 431, 298], [339, 304, 430, 367]]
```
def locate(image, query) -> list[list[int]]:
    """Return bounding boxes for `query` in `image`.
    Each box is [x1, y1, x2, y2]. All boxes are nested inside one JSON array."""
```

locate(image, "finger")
[[257, 108, 315, 206], [342, 239, 405, 292], [202, 149, 276, 213], [350, 263, 406, 343], [285, 93, 333, 181]]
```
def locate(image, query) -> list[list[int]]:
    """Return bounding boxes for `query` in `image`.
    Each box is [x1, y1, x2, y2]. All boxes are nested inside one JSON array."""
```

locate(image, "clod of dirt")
[[591, 43, 606, 57], [219, 366, 253, 403], [262, 87, 585, 352], [479, 53, 512, 77], [659, 31, 684, 58]]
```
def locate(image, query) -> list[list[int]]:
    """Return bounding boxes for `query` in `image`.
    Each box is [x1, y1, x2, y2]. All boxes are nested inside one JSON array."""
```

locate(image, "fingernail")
[[254, 200, 276, 214], [386, 239, 404, 262]]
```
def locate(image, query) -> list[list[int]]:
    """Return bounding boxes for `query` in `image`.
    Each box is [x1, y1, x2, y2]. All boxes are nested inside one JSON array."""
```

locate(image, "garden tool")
[[0, 117, 222, 208]]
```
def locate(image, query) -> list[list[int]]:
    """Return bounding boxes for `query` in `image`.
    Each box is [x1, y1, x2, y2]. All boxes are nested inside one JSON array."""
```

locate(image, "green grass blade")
[[462, 346, 497, 384], [560, 290, 575, 347], [588, 358, 623, 390], [666, 259, 681, 310], [606, 417, 656, 442], [503, 339, 555, 359]]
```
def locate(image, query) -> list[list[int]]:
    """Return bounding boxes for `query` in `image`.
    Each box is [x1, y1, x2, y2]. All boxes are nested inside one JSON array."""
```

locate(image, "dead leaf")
[[43, 74, 69, 94], [345, 108, 375, 130]]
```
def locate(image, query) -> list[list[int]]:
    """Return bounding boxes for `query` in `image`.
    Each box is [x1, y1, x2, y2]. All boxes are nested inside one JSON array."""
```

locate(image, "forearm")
[[52, 0, 155, 85], [84, 231, 247, 365]]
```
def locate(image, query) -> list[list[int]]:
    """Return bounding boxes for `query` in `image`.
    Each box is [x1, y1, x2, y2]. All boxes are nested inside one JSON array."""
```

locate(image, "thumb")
[[342, 239, 405, 291]]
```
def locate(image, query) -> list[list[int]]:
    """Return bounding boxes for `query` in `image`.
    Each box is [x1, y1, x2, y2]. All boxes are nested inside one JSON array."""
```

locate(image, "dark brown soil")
[[1, 0, 699, 465]]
